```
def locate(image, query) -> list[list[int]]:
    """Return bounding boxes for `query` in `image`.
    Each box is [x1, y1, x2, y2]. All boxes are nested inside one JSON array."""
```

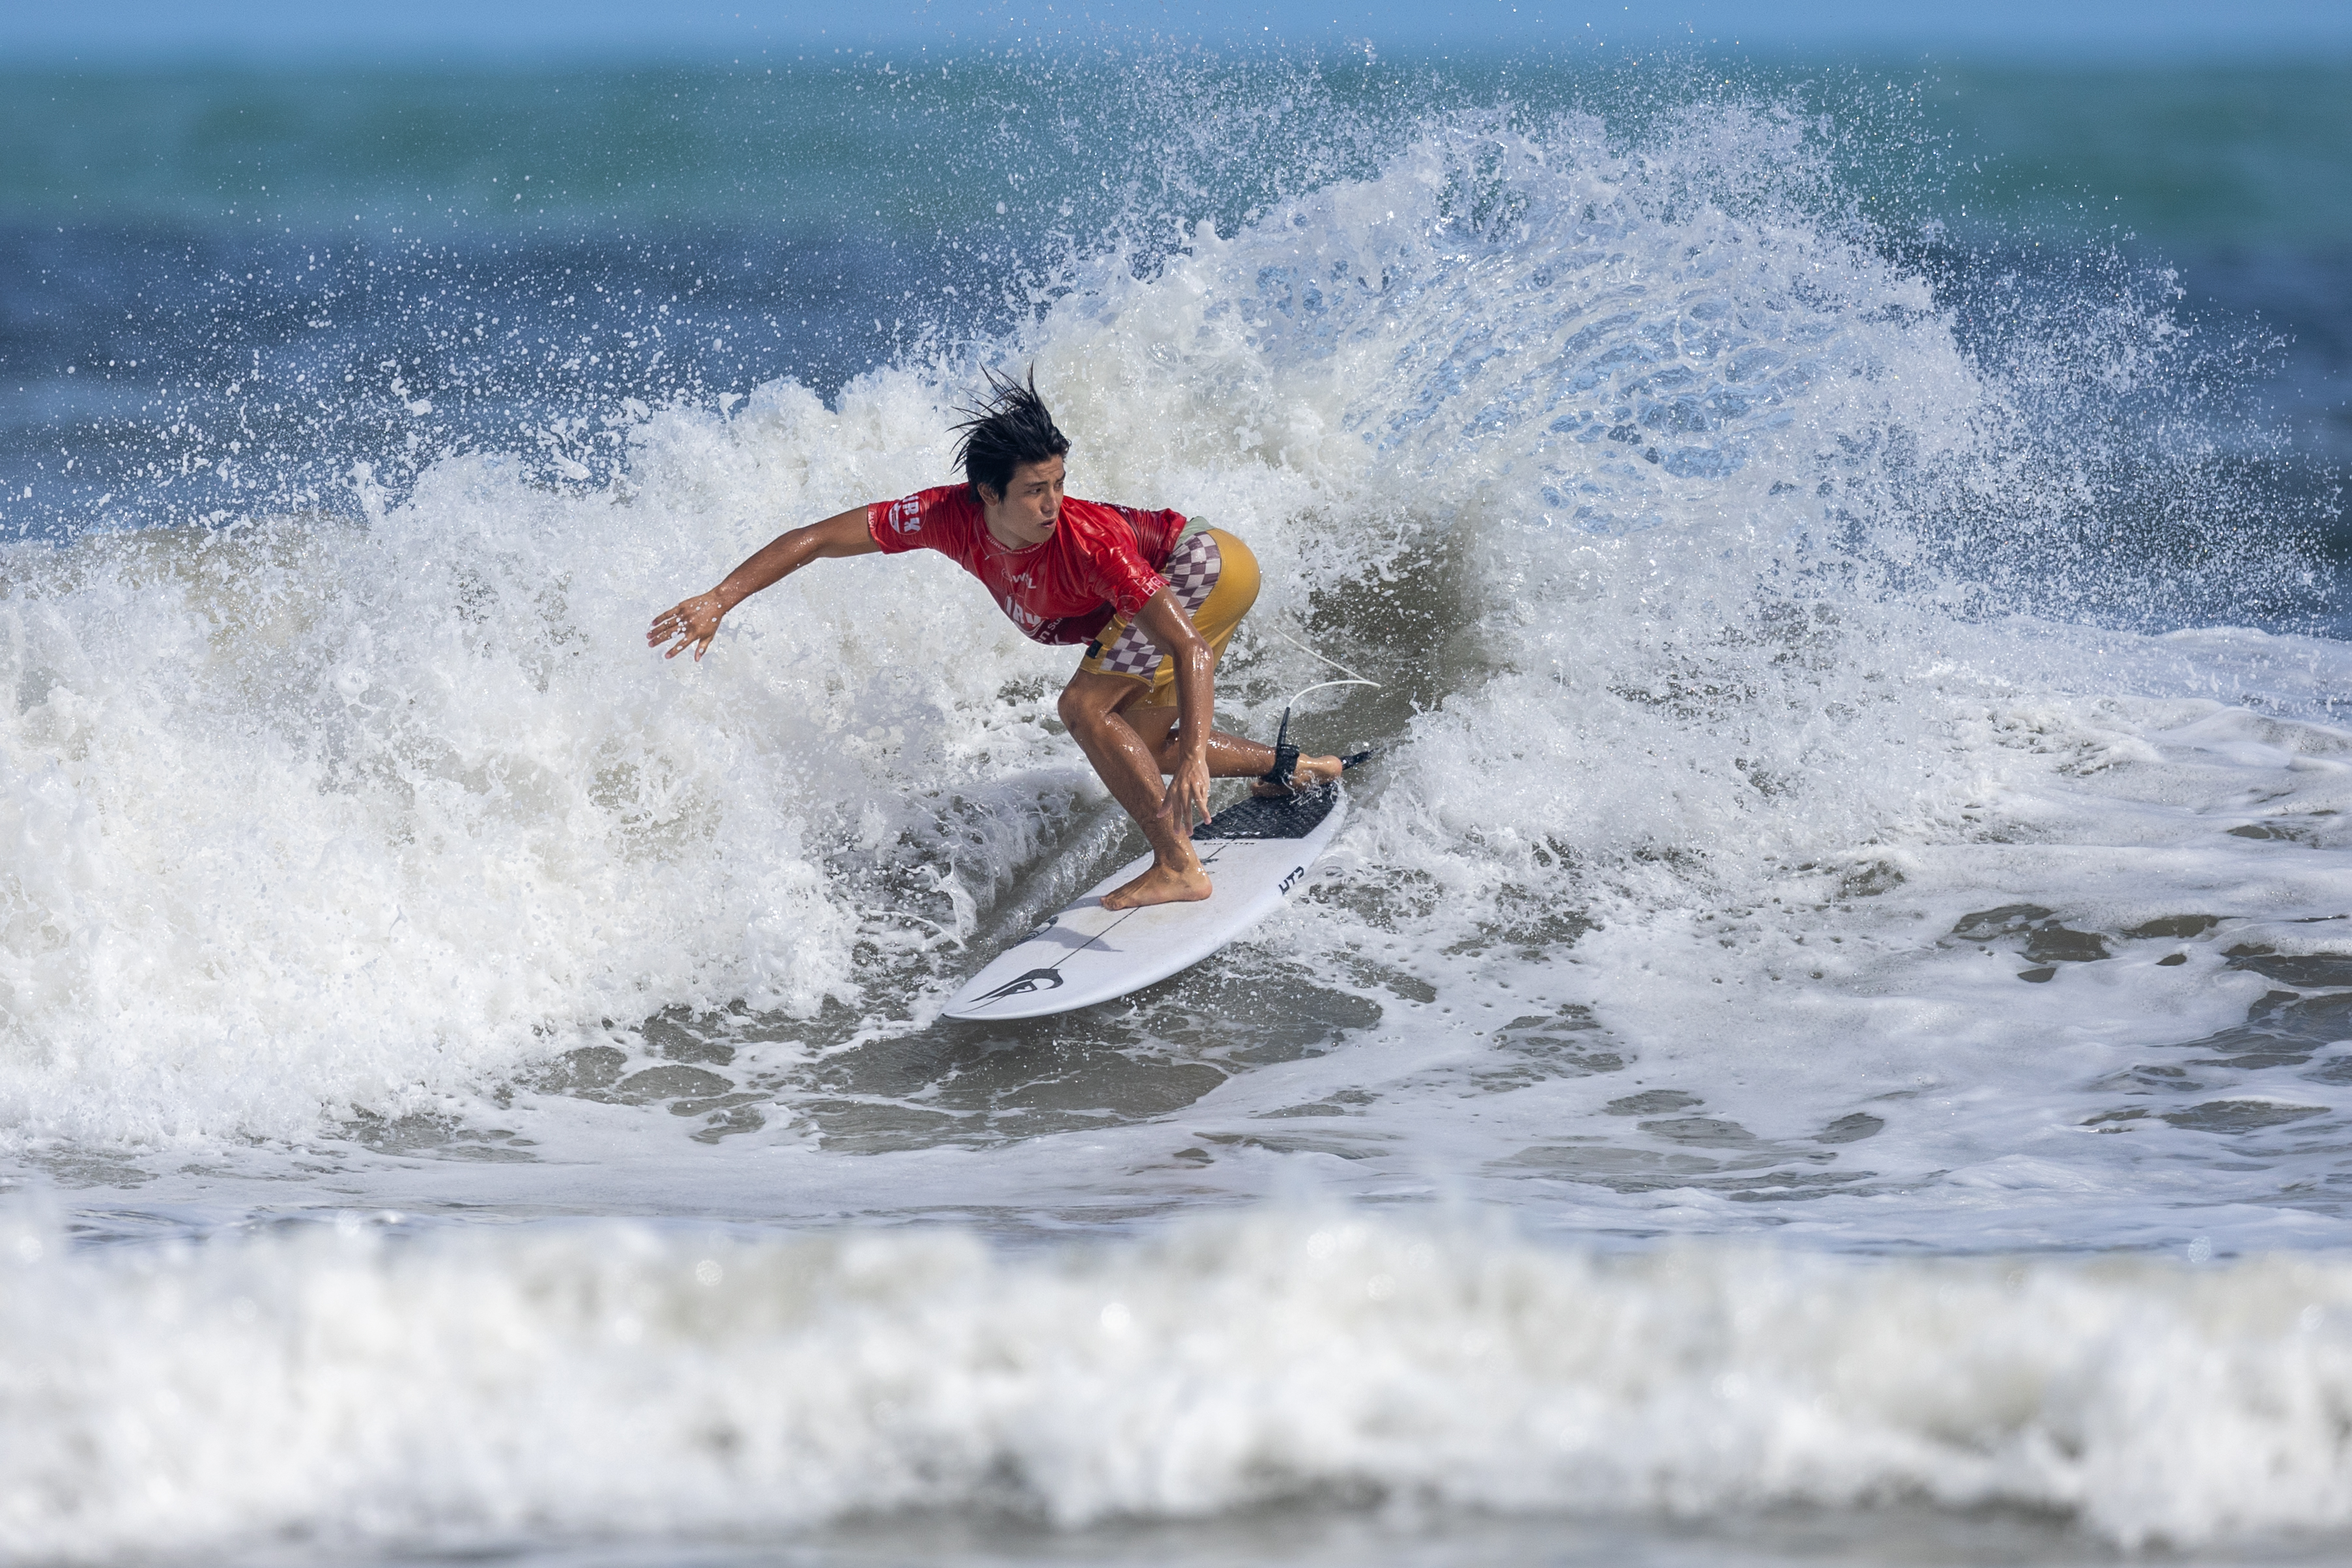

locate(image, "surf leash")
[[1259, 630, 1384, 793]]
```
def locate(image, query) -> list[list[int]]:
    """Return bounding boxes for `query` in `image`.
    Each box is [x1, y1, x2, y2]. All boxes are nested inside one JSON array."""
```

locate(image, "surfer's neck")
[[981, 517, 1045, 552]]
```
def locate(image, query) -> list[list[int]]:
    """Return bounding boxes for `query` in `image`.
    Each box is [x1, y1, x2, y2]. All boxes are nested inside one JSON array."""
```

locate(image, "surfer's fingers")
[[1169, 767, 1212, 828], [651, 598, 723, 659]]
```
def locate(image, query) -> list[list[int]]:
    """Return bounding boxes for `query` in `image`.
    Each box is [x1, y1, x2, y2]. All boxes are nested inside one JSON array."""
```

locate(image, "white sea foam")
[[0, 395, 1083, 1141], [3, 1204, 2350, 1561]]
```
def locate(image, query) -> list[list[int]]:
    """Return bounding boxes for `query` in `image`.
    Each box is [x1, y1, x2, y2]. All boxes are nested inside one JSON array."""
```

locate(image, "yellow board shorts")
[[1074, 524, 1260, 706]]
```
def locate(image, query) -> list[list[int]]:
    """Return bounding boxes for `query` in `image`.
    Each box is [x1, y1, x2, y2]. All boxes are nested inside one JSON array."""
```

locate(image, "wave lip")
[[5, 1207, 2351, 1561]]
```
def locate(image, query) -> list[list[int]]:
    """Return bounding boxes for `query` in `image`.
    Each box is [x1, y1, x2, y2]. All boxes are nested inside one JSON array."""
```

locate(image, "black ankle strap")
[[1259, 706, 1299, 793]]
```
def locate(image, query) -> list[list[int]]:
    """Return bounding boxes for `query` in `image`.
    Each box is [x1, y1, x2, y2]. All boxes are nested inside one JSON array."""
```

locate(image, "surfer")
[[647, 370, 1343, 909]]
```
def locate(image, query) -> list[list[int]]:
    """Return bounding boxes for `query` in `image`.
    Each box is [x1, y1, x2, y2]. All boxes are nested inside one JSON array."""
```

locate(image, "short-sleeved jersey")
[[865, 486, 1189, 646]]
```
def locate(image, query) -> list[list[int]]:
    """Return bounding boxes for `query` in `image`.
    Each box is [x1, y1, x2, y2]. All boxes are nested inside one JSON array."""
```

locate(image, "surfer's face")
[[982, 455, 1065, 548]]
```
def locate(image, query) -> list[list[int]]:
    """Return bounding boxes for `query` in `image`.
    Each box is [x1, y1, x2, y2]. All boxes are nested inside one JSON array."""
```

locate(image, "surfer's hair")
[[951, 366, 1070, 502]]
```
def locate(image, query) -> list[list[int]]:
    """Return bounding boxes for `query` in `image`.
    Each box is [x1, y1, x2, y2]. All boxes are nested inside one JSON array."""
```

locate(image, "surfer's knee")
[[1059, 672, 1153, 738], [1057, 681, 1118, 738]]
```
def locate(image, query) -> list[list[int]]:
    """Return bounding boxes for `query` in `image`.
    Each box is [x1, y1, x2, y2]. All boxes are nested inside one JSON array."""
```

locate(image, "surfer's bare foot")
[[1101, 860, 1214, 909], [1252, 752, 1343, 797]]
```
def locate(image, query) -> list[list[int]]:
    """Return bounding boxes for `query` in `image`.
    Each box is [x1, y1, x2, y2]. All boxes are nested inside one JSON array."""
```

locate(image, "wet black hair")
[[950, 366, 1070, 502]]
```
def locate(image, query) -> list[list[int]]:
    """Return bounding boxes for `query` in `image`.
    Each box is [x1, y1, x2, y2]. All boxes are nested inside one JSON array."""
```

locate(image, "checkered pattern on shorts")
[[1093, 530, 1222, 677]]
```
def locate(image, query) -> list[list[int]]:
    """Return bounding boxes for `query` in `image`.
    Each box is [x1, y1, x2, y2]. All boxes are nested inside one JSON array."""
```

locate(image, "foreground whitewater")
[[4, 66, 2351, 1563], [10, 1206, 2352, 1559]]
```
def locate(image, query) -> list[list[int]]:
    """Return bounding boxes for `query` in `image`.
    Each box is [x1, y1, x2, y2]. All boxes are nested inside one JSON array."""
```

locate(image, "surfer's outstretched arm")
[[647, 506, 882, 661]]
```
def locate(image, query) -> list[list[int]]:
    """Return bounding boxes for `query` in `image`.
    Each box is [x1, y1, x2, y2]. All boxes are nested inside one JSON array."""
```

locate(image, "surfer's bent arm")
[[647, 506, 882, 662], [1134, 588, 1215, 828]]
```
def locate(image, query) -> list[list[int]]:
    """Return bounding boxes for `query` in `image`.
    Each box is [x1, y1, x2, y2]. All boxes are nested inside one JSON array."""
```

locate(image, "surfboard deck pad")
[[941, 784, 1348, 1021]]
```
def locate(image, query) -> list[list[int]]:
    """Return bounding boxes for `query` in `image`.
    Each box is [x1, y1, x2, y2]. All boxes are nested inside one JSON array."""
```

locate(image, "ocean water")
[[5, 49, 2352, 1565]]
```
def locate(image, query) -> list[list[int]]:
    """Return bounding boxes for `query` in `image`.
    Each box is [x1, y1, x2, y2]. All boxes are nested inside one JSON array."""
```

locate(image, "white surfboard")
[[941, 784, 1349, 1021]]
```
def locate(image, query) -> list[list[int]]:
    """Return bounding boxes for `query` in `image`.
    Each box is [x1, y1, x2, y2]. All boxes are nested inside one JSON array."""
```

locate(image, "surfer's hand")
[[648, 592, 726, 661], [1162, 755, 1212, 833]]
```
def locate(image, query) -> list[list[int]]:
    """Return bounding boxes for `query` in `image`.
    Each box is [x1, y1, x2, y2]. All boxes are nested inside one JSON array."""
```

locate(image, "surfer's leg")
[[1248, 752, 1345, 795], [1120, 705, 1341, 784], [1057, 670, 1212, 909], [1127, 530, 1342, 790], [1072, 529, 1336, 806]]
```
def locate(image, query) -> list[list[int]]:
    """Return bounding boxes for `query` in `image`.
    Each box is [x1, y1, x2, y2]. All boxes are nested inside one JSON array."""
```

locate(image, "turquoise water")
[[1919, 62, 2352, 247], [4, 57, 2348, 242]]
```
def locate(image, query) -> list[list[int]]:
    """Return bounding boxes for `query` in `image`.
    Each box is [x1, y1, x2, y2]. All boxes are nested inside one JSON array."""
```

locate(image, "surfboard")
[[941, 784, 1349, 1021]]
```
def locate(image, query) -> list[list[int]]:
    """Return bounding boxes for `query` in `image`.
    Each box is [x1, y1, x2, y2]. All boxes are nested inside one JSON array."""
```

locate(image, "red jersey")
[[865, 485, 1188, 645]]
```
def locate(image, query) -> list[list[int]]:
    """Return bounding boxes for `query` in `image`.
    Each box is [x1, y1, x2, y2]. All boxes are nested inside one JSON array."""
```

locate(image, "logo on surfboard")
[[971, 967, 1065, 1004]]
